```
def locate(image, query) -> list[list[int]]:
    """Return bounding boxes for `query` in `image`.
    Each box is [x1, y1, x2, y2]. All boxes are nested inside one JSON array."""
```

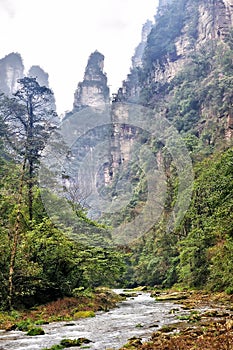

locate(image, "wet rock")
[[26, 327, 45, 336], [135, 323, 144, 328], [119, 292, 138, 298], [73, 310, 95, 318], [123, 337, 142, 348], [201, 309, 230, 318], [160, 324, 177, 333], [169, 308, 180, 314], [60, 337, 91, 347], [155, 292, 190, 301], [148, 323, 159, 328]]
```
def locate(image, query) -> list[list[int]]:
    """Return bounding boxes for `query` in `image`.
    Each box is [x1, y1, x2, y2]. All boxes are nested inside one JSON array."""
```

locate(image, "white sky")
[[0, 0, 158, 115]]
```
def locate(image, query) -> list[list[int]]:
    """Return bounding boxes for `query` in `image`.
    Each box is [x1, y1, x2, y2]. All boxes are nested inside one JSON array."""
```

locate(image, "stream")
[[0, 290, 189, 350]]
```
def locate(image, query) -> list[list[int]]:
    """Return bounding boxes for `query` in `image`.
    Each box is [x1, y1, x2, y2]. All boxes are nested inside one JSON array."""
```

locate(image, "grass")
[[0, 288, 123, 331]]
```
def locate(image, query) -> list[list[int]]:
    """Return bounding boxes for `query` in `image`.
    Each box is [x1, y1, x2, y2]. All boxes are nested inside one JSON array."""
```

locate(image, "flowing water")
[[0, 291, 187, 350]]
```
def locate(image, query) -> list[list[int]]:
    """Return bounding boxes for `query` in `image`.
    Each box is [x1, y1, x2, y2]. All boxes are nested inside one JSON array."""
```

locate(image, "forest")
[[0, 3, 232, 347]]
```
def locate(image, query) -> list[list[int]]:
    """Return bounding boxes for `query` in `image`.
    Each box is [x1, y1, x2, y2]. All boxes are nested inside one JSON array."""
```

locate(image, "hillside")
[[103, 0, 233, 291], [0, 0, 232, 312]]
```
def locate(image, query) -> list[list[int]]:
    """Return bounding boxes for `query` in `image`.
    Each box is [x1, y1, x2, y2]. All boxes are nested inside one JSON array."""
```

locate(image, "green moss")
[[73, 311, 95, 318], [160, 324, 177, 333], [26, 327, 45, 336], [60, 338, 91, 347]]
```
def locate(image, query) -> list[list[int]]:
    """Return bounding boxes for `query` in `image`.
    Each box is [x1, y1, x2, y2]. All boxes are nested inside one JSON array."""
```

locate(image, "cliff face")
[[73, 51, 109, 111], [132, 20, 153, 69], [0, 53, 24, 95], [0, 52, 56, 113], [119, 0, 233, 101], [49, 0, 232, 218], [153, 0, 233, 80], [108, 0, 233, 193], [28, 65, 56, 110], [28, 65, 49, 87], [0, 53, 53, 92]]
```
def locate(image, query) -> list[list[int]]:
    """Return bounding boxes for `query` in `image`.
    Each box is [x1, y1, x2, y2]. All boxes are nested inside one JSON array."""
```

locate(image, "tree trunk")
[[28, 158, 33, 222]]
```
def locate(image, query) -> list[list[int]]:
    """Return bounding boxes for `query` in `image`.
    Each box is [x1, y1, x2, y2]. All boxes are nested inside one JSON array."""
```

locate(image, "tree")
[[12, 77, 57, 220], [0, 77, 57, 308]]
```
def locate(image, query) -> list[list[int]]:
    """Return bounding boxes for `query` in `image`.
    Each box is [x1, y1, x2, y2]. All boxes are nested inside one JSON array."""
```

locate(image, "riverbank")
[[120, 289, 233, 350], [0, 287, 123, 331]]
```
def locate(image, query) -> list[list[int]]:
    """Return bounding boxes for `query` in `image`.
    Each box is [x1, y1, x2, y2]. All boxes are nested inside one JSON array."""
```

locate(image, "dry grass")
[[121, 319, 233, 350]]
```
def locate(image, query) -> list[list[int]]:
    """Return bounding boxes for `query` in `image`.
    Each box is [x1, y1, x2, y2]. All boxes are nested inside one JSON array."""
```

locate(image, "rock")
[[226, 319, 233, 330], [26, 327, 45, 336], [135, 323, 144, 328], [132, 21, 153, 69], [0, 52, 24, 95], [60, 338, 91, 347], [160, 324, 177, 333], [28, 65, 49, 87], [201, 309, 230, 318], [155, 292, 189, 301], [73, 310, 95, 318], [123, 337, 142, 348], [73, 50, 109, 111]]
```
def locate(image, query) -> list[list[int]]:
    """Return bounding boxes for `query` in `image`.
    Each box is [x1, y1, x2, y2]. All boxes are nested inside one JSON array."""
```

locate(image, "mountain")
[[0, 53, 54, 94], [112, 0, 233, 165], [2, 0, 229, 292], [28, 65, 50, 87], [101, 0, 233, 289], [73, 50, 109, 111], [0, 52, 24, 95], [0, 0, 233, 312], [131, 20, 153, 69]]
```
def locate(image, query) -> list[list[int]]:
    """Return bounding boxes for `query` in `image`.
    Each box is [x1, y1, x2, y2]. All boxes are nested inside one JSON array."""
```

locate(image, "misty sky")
[[0, 0, 158, 114]]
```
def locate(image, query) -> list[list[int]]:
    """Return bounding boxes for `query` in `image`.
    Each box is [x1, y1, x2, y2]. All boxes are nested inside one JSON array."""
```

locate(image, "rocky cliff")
[[117, 0, 233, 102], [107, 0, 233, 200], [73, 50, 109, 111], [0, 52, 24, 95], [0, 53, 53, 92], [28, 65, 49, 87], [28, 65, 56, 110], [0, 52, 56, 112], [132, 20, 153, 69]]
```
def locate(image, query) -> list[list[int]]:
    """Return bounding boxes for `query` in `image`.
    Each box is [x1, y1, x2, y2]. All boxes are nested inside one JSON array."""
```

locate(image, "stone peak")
[[85, 50, 105, 77], [72, 50, 109, 111], [28, 65, 49, 87], [0, 52, 23, 66]]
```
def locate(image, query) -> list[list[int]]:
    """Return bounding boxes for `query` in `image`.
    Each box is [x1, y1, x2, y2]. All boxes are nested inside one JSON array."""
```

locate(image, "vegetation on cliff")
[[0, 0, 232, 327]]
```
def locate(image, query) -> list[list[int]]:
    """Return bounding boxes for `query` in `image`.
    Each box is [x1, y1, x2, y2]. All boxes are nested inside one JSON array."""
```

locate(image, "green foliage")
[[207, 237, 233, 292], [177, 148, 233, 288], [144, 0, 186, 67], [16, 319, 33, 331], [124, 147, 233, 291], [0, 164, 125, 308], [26, 327, 45, 336]]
